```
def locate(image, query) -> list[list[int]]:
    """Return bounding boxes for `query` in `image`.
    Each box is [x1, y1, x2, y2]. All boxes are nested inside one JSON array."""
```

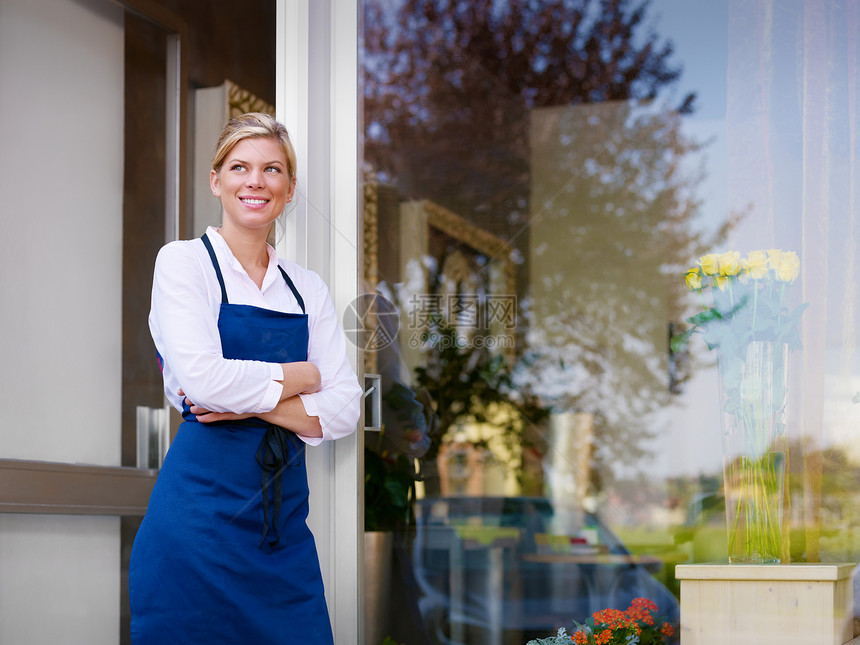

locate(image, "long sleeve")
[[149, 240, 283, 414], [297, 274, 362, 445]]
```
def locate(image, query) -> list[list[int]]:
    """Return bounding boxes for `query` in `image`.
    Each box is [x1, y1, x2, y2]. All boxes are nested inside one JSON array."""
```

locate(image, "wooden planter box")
[[676, 562, 856, 645]]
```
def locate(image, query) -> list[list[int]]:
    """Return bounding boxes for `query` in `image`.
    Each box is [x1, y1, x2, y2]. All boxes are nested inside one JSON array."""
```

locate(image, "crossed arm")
[[182, 361, 324, 438]]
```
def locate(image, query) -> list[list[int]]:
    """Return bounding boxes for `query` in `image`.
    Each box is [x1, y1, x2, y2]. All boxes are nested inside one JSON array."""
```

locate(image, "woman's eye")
[[265, 166, 281, 173], [230, 164, 246, 172]]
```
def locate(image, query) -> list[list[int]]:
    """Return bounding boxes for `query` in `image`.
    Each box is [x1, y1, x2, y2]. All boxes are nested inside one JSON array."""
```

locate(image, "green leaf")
[[670, 328, 693, 353], [687, 308, 723, 327]]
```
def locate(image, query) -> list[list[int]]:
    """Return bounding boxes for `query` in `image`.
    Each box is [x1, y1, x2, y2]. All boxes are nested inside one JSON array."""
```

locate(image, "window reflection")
[[362, 0, 859, 643]]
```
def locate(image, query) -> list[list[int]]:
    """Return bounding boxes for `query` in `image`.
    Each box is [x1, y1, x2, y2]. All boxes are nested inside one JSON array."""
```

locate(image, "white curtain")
[[727, 0, 859, 561]]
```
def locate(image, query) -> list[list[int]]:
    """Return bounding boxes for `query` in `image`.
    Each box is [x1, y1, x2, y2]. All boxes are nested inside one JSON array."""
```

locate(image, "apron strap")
[[278, 266, 306, 314], [255, 425, 305, 548], [201, 233, 229, 304], [202, 233, 306, 313]]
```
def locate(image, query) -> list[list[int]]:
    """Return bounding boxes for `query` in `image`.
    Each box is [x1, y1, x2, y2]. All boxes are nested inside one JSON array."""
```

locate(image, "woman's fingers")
[[178, 388, 211, 414]]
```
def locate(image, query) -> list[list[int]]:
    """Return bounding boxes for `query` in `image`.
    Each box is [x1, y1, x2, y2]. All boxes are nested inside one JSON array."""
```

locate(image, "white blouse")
[[149, 227, 361, 445]]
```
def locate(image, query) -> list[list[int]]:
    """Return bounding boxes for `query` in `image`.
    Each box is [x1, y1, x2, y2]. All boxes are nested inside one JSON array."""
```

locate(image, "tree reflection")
[[365, 0, 694, 230], [363, 0, 716, 486]]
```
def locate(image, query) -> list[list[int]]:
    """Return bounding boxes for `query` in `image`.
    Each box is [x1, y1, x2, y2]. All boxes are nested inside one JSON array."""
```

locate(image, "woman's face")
[[210, 137, 295, 235]]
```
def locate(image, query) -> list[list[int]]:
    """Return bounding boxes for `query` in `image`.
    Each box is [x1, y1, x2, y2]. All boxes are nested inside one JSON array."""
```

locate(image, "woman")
[[130, 113, 361, 644]]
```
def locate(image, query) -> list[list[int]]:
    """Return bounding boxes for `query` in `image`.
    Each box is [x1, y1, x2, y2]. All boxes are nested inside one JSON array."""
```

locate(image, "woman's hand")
[[179, 388, 253, 424], [259, 397, 322, 438]]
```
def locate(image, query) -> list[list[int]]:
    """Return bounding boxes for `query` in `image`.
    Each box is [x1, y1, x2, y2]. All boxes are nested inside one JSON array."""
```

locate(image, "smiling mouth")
[[240, 197, 269, 205]]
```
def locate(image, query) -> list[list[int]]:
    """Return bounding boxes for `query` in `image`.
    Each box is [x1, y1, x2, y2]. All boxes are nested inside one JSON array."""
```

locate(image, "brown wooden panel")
[[0, 460, 157, 516]]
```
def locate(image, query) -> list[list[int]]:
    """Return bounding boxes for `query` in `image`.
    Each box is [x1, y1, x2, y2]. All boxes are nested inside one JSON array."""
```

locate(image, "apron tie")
[[255, 425, 304, 548]]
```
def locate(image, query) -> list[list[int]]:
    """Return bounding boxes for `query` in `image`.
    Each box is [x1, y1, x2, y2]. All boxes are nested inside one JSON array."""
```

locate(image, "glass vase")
[[718, 340, 789, 564]]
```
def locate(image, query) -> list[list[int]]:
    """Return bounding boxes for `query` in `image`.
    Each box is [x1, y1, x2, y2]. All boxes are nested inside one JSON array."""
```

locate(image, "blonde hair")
[[211, 112, 297, 182]]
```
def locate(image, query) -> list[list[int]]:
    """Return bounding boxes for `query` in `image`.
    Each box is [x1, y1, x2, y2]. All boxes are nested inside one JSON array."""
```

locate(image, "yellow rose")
[[771, 250, 800, 282], [685, 268, 703, 290], [766, 249, 784, 271], [715, 275, 729, 291], [717, 251, 742, 277], [699, 254, 720, 275], [743, 250, 769, 280]]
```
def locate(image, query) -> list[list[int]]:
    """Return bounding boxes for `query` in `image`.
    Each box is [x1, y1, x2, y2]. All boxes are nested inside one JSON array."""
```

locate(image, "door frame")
[[275, 1, 363, 640]]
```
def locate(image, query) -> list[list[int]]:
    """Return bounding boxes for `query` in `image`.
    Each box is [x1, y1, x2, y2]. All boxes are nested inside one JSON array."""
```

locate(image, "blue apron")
[[130, 234, 333, 644]]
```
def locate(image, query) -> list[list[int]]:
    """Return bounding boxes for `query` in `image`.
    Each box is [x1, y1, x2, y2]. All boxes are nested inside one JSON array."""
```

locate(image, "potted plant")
[[526, 598, 676, 645]]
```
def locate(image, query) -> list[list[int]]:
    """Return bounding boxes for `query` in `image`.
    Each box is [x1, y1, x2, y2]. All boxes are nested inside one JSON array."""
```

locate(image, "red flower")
[[630, 597, 658, 613], [595, 631, 612, 644], [562, 598, 675, 645]]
